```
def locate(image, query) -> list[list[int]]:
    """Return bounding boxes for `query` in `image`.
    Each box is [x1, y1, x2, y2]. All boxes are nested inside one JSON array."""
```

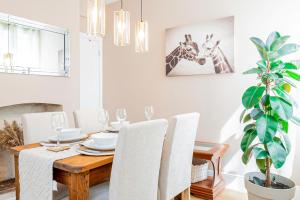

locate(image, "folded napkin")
[[19, 146, 79, 200]]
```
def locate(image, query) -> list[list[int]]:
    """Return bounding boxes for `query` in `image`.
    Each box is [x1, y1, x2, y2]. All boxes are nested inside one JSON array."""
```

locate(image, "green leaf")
[[291, 116, 300, 126], [270, 96, 293, 120], [242, 145, 255, 164], [270, 35, 290, 51], [253, 147, 268, 159], [243, 113, 252, 123], [257, 60, 267, 68], [242, 86, 266, 109], [256, 115, 278, 143], [250, 108, 264, 120], [280, 83, 292, 93], [285, 70, 300, 81], [244, 123, 256, 132], [241, 129, 257, 152], [250, 37, 268, 60], [266, 32, 281, 50], [267, 141, 288, 169], [283, 63, 298, 70], [240, 109, 247, 123], [273, 87, 292, 104], [279, 120, 289, 133], [283, 78, 297, 88], [278, 43, 300, 58], [281, 133, 291, 154], [270, 60, 283, 71], [243, 68, 263, 75], [256, 159, 267, 173]]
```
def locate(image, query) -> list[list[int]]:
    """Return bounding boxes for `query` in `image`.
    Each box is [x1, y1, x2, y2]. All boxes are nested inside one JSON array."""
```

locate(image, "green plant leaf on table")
[[242, 86, 266, 109], [250, 108, 264, 120], [270, 43, 300, 60], [291, 116, 300, 126], [243, 113, 252, 123], [256, 115, 278, 143], [240, 109, 247, 123]]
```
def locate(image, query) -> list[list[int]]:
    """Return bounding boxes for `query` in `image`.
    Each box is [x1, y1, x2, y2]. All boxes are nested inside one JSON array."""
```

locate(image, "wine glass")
[[98, 109, 109, 130], [51, 113, 66, 147], [144, 106, 154, 120], [116, 108, 127, 125]]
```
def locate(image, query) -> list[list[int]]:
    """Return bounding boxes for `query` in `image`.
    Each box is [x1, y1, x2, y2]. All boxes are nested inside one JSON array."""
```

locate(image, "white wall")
[[0, 0, 80, 124], [103, 0, 300, 184]]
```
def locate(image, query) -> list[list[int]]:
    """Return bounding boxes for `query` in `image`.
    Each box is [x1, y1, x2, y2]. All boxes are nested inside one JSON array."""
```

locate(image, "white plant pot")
[[244, 172, 296, 200]]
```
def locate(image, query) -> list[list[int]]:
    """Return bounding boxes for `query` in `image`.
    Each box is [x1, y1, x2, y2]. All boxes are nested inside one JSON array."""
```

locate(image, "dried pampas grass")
[[0, 120, 23, 151]]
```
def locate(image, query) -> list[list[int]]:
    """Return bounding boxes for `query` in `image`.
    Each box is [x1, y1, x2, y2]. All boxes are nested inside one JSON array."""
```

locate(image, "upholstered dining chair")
[[73, 108, 105, 134], [22, 111, 69, 144], [63, 119, 168, 200], [158, 113, 200, 200], [21, 111, 69, 200]]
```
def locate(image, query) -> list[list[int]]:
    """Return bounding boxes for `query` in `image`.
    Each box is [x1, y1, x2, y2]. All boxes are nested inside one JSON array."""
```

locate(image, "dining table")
[[11, 143, 113, 200]]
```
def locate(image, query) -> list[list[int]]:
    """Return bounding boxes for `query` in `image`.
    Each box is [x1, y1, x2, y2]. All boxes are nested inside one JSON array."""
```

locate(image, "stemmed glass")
[[51, 113, 66, 147], [98, 109, 109, 130], [144, 106, 154, 120], [116, 108, 127, 125]]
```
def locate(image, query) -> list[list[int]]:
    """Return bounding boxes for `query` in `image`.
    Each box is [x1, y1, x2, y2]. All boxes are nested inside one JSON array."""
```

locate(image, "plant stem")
[[264, 59, 272, 188]]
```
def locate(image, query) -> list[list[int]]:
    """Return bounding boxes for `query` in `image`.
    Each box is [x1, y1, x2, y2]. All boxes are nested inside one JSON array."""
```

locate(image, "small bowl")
[[91, 133, 117, 146], [60, 128, 81, 140], [110, 121, 130, 130]]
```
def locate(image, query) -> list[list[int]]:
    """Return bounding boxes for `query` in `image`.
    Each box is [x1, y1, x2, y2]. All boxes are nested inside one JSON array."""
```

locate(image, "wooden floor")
[[191, 189, 247, 200], [0, 188, 247, 200]]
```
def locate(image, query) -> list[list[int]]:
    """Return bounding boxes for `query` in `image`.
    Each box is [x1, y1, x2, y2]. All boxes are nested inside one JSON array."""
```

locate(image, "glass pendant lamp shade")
[[135, 20, 149, 53], [114, 2, 130, 46], [87, 0, 105, 37], [135, 0, 149, 53]]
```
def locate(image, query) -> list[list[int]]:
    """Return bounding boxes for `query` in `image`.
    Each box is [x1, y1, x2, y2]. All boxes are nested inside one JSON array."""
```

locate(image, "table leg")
[[210, 156, 222, 187], [14, 155, 20, 200], [68, 171, 90, 200]]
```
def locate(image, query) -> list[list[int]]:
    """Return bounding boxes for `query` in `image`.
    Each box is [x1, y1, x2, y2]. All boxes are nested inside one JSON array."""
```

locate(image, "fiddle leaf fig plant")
[[240, 31, 300, 187]]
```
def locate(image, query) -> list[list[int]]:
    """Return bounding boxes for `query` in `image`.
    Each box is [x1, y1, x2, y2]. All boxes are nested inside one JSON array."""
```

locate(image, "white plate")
[[82, 139, 116, 151], [76, 149, 114, 156], [47, 134, 87, 142]]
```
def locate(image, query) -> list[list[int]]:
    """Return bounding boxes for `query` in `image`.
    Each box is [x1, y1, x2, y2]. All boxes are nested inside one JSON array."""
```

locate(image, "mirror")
[[0, 12, 70, 77]]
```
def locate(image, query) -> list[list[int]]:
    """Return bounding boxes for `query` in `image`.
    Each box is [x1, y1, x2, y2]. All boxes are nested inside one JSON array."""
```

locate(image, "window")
[[0, 12, 70, 77]]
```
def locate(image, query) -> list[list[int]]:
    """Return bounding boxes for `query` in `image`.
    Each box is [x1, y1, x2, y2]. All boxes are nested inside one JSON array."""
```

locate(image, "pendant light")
[[113, 0, 130, 46], [87, 0, 106, 37], [135, 0, 149, 53], [3, 19, 13, 68]]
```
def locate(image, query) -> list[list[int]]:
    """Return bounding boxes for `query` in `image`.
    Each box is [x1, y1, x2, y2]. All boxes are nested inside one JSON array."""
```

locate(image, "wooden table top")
[[193, 141, 229, 160], [11, 140, 228, 173], [11, 143, 113, 173]]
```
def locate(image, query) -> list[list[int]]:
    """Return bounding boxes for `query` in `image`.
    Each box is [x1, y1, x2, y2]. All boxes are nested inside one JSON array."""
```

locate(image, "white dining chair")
[[21, 111, 69, 200], [158, 113, 200, 200], [63, 119, 168, 200], [22, 111, 69, 144], [73, 109, 105, 134]]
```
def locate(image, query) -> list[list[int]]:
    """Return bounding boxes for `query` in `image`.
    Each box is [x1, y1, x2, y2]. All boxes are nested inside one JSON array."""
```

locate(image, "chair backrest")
[[73, 109, 103, 133], [22, 112, 69, 144], [109, 119, 168, 200], [158, 113, 200, 200]]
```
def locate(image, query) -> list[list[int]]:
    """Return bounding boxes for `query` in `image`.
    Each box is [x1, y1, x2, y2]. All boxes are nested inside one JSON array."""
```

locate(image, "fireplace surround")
[[0, 103, 62, 193]]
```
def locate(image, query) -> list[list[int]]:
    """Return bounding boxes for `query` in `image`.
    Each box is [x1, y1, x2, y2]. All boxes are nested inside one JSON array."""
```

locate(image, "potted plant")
[[240, 31, 300, 200]]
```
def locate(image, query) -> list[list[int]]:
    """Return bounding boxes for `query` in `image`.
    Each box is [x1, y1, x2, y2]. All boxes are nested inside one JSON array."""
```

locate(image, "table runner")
[[19, 146, 79, 200]]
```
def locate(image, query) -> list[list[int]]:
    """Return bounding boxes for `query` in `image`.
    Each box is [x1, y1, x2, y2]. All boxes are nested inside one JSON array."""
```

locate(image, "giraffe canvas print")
[[165, 16, 234, 76]]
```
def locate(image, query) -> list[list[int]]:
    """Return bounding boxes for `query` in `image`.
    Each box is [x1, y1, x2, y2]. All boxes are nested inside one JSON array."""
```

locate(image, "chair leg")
[[181, 187, 190, 200]]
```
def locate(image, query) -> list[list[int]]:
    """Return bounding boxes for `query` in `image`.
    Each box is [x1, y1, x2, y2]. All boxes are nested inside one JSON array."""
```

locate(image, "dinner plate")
[[82, 139, 116, 151], [47, 134, 88, 143], [76, 148, 114, 156]]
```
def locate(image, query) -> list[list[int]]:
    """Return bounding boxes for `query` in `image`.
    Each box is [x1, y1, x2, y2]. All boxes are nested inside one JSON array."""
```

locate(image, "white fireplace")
[[0, 103, 62, 192]]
